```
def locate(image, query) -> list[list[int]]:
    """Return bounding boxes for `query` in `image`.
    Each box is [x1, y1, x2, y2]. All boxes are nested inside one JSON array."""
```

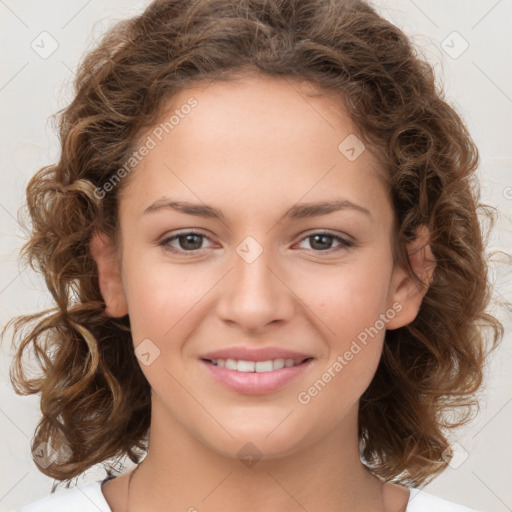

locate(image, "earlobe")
[[386, 225, 436, 330], [90, 231, 129, 318]]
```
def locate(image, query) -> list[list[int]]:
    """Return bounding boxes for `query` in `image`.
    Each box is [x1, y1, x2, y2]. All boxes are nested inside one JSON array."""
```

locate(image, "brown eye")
[[158, 230, 354, 256], [159, 231, 212, 253], [297, 232, 354, 253]]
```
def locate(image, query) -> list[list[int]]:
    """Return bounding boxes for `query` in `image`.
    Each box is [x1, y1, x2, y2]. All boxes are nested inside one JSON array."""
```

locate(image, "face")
[[93, 75, 428, 462]]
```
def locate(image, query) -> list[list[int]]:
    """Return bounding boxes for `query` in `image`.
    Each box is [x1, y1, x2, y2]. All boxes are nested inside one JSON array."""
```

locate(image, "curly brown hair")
[[3, 0, 504, 490]]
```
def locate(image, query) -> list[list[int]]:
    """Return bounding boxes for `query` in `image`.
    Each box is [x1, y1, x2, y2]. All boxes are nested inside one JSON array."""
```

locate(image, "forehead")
[[120, 75, 390, 223], [161, 75, 355, 160]]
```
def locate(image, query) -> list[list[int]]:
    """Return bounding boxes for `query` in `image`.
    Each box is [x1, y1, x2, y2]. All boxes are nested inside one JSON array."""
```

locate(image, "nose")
[[215, 243, 295, 333]]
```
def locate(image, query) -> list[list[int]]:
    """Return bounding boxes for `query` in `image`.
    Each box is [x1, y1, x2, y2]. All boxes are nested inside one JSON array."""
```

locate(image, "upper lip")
[[200, 346, 314, 362]]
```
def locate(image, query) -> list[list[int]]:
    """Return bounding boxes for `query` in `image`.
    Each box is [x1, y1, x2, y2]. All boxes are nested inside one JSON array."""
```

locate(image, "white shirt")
[[11, 478, 480, 511]]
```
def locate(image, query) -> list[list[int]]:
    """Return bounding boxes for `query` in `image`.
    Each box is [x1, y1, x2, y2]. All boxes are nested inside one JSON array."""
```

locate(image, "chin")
[[201, 424, 312, 463]]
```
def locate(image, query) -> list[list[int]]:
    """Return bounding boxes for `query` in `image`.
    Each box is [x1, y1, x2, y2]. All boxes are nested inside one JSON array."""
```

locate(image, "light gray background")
[[1, 1, 511, 511]]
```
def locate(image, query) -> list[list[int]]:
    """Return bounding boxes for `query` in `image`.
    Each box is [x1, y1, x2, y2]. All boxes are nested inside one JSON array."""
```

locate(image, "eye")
[[295, 231, 354, 254], [159, 230, 213, 253], [158, 230, 354, 255]]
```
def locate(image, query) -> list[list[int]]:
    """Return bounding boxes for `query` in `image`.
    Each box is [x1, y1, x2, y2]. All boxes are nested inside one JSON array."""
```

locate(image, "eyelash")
[[158, 230, 354, 255]]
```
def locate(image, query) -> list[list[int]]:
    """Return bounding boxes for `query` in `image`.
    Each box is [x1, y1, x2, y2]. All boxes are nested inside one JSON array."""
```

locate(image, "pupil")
[[181, 234, 202, 250], [311, 234, 331, 250]]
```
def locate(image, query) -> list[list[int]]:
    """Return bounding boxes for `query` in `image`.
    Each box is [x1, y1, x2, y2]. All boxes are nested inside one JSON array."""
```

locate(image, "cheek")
[[121, 264, 191, 348], [299, 272, 390, 414], [304, 259, 392, 390], [309, 262, 393, 341]]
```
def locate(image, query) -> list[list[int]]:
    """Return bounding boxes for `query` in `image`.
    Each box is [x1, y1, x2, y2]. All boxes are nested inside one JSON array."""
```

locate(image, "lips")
[[200, 346, 314, 363], [199, 346, 315, 394], [200, 358, 313, 394]]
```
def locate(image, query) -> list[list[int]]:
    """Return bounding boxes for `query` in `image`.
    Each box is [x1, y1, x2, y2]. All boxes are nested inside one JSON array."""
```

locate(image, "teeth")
[[209, 357, 306, 372]]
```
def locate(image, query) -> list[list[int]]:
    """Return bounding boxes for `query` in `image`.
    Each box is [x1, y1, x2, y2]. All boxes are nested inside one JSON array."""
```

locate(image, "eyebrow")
[[143, 198, 372, 221]]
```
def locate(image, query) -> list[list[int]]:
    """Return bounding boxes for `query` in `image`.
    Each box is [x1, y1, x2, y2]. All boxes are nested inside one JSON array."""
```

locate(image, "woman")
[[5, 0, 503, 510]]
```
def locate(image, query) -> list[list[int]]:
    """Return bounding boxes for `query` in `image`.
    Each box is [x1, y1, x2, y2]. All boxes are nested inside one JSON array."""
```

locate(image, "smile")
[[206, 357, 312, 372], [200, 357, 314, 394]]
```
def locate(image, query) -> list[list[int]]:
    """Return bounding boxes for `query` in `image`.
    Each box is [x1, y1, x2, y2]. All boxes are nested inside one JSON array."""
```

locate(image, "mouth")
[[202, 357, 313, 373], [199, 357, 315, 395]]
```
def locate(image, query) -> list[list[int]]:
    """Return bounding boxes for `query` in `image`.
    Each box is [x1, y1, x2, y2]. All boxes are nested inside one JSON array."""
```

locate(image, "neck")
[[125, 398, 391, 512]]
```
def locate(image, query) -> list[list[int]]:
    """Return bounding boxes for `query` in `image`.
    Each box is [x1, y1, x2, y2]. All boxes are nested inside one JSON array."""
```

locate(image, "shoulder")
[[407, 487, 480, 512], [12, 480, 111, 512], [12, 480, 480, 512]]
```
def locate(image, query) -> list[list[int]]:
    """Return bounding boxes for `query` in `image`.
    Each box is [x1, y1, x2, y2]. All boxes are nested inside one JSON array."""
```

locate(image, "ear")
[[90, 231, 129, 318], [386, 225, 436, 330]]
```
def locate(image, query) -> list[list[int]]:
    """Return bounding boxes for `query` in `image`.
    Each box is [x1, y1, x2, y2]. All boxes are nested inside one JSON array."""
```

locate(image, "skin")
[[92, 75, 435, 512]]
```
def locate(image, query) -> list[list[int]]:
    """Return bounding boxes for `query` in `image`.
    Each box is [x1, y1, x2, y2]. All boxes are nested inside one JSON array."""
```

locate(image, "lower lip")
[[200, 359, 314, 395]]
